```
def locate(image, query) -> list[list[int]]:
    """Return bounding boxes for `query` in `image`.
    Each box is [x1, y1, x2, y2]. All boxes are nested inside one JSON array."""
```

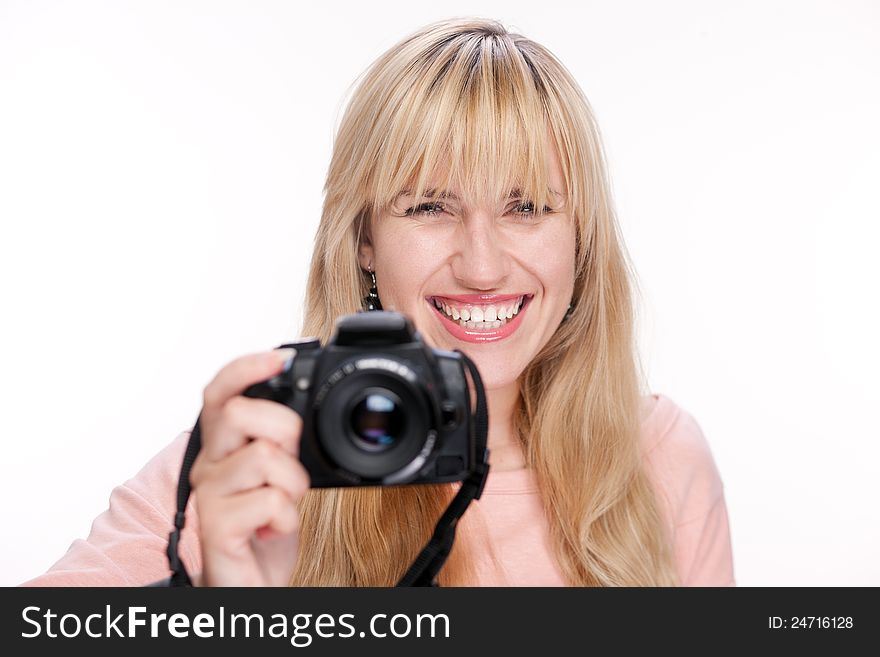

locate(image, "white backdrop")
[[1, 0, 878, 586]]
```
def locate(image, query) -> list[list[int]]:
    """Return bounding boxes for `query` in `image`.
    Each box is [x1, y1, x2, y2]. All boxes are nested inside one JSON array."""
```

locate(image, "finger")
[[193, 438, 311, 502], [201, 396, 303, 462], [202, 349, 294, 413], [209, 486, 301, 543]]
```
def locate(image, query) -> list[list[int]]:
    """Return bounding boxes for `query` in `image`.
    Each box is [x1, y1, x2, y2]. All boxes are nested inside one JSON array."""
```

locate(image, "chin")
[[408, 310, 527, 384], [457, 350, 524, 388]]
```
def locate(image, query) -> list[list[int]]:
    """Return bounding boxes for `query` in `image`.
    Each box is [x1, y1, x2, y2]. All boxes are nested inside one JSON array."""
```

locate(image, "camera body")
[[242, 311, 476, 488]]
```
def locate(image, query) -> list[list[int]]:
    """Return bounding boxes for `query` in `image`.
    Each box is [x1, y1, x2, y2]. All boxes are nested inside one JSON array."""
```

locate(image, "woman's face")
[[359, 140, 576, 391]]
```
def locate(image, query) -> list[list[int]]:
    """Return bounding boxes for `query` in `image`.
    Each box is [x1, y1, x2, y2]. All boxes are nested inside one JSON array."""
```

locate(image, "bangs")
[[368, 33, 567, 218]]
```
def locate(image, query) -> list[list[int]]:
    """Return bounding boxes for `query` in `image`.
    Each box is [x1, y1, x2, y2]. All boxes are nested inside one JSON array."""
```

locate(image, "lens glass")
[[349, 391, 406, 452]]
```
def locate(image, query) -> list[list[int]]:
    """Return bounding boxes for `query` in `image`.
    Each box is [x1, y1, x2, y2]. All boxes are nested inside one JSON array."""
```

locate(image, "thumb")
[[251, 528, 301, 587]]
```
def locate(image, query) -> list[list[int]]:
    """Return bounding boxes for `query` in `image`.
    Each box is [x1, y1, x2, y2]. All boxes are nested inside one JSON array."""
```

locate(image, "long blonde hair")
[[291, 17, 678, 586]]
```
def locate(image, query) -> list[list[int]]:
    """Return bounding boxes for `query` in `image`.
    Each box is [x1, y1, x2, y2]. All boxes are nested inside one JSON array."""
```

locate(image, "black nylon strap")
[[162, 350, 489, 588], [165, 411, 202, 587], [395, 351, 490, 586]]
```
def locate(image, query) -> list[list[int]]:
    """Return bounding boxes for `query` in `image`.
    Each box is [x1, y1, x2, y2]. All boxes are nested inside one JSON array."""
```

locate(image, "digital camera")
[[242, 311, 478, 488]]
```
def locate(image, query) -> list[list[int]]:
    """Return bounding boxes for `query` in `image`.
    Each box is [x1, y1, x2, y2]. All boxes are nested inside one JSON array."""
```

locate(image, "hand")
[[190, 349, 310, 586]]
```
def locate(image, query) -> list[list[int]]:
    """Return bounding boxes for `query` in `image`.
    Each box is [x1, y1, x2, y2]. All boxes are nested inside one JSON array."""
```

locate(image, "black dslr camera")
[[242, 311, 477, 488], [159, 310, 489, 586]]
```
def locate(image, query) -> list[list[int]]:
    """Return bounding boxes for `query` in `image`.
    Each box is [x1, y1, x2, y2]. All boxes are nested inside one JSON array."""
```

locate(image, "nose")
[[450, 212, 511, 290]]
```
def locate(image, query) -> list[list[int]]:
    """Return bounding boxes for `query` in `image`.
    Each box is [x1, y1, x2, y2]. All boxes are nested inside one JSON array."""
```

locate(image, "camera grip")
[[242, 338, 320, 403], [241, 375, 291, 405]]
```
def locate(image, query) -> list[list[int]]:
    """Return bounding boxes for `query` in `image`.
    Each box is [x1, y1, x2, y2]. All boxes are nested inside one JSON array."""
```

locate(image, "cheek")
[[374, 230, 441, 298], [519, 224, 577, 293]]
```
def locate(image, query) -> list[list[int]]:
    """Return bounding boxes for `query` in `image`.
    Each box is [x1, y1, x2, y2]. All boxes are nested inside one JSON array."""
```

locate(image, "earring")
[[564, 301, 575, 321], [362, 265, 383, 311]]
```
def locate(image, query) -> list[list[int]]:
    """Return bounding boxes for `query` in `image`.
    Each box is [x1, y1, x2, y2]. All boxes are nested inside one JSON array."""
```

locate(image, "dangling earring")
[[362, 264, 383, 311], [564, 301, 575, 321]]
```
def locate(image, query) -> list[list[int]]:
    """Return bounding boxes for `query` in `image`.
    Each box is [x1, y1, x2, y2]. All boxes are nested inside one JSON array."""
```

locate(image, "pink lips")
[[428, 296, 531, 343], [431, 293, 523, 305]]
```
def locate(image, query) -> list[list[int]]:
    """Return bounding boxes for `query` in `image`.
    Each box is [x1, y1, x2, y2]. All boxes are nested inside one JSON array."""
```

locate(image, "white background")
[[1, 0, 878, 586]]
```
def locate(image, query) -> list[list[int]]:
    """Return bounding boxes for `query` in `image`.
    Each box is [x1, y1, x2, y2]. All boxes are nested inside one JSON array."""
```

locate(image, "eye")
[[511, 200, 554, 218], [403, 201, 448, 217]]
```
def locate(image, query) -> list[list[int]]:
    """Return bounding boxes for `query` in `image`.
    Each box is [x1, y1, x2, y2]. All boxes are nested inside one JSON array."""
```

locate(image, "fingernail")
[[273, 348, 296, 364]]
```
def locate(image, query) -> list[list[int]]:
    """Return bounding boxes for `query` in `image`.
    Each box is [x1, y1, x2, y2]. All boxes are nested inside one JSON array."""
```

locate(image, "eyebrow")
[[396, 187, 562, 200]]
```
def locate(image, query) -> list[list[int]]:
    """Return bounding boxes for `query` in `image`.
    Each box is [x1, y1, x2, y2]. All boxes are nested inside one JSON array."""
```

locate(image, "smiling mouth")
[[428, 295, 530, 330]]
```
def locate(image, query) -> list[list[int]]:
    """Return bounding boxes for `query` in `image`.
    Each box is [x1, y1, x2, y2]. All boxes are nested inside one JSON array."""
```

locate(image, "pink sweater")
[[21, 393, 735, 587]]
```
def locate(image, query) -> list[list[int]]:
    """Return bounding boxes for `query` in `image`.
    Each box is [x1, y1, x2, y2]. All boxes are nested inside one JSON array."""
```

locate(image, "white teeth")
[[432, 296, 527, 328], [457, 318, 506, 330]]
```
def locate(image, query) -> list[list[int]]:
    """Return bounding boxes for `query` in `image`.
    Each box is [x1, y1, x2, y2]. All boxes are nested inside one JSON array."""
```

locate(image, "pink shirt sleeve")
[[20, 430, 204, 587], [642, 394, 736, 586]]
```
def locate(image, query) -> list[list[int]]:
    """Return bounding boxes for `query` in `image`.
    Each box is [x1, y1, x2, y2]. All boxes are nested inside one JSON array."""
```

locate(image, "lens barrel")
[[315, 358, 435, 480]]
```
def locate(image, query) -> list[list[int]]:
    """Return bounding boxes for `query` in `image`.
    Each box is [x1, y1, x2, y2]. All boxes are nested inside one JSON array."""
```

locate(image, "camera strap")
[[166, 410, 202, 587], [395, 350, 490, 586], [163, 350, 490, 588]]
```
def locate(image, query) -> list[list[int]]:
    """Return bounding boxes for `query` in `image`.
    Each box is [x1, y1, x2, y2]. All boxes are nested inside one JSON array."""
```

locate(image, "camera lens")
[[349, 390, 406, 452], [316, 359, 435, 480]]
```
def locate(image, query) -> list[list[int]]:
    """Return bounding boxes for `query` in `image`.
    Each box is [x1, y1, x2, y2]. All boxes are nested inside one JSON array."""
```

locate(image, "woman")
[[22, 17, 734, 587]]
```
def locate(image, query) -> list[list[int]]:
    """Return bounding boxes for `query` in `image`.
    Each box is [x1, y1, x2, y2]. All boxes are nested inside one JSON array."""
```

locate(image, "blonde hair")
[[291, 17, 678, 586]]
